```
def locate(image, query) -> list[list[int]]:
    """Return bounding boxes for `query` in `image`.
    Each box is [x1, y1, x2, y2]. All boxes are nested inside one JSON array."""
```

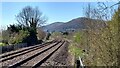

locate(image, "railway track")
[[0, 40, 66, 67], [0, 40, 56, 58]]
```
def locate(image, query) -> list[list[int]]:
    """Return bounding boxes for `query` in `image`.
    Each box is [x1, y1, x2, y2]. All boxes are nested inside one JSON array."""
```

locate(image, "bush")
[[0, 42, 6, 46], [37, 28, 46, 40], [73, 32, 82, 43], [69, 43, 83, 58], [2, 30, 10, 43], [62, 31, 69, 35], [78, 9, 119, 65], [46, 32, 51, 40], [9, 30, 30, 44]]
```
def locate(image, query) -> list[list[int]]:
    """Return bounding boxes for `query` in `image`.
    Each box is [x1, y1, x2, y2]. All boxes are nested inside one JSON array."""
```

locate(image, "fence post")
[[79, 56, 84, 68]]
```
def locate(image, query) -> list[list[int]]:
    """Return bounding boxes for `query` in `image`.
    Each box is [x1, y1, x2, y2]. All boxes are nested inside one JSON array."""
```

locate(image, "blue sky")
[[1, 2, 118, 29]]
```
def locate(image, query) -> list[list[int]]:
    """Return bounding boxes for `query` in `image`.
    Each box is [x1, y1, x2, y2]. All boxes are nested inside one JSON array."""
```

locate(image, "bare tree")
[[84, 3, 92, 19], [16, 6, 47, 44], [16, 6, 47, 28]]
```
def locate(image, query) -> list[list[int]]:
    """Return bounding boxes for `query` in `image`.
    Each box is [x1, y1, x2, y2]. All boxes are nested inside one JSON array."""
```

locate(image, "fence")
[[0, 43, 27, 54]]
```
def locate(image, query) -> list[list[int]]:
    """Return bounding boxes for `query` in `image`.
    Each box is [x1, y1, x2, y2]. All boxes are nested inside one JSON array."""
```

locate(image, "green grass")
[[73, 32, 81, 43], [0, 42, 6, 46], [68, 43, 83, 58]]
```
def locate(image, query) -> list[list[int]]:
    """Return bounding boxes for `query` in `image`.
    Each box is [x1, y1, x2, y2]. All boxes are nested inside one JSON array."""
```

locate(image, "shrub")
[[37, 28, 46, 40], [69, 43, 83, 58], [73, 32, 82, 43], [9, 30, 30, 44], [0, 42, 6, 46]]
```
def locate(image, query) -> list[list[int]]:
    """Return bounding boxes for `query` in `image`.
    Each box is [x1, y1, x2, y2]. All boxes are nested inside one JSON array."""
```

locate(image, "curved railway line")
[[0, 40, 67, 67]]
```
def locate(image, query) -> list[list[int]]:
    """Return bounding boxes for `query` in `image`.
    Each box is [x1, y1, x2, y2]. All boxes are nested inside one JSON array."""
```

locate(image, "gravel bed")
[[40, 41, 72, 66]]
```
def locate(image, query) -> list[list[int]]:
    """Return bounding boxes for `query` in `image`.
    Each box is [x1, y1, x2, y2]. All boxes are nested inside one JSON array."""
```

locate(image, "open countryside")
[[0, 1, 120, 68]]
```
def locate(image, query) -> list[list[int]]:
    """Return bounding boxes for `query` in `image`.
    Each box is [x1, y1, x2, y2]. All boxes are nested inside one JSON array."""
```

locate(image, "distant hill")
[[42, 22, 64, 32], [42, 17, 106, 32]]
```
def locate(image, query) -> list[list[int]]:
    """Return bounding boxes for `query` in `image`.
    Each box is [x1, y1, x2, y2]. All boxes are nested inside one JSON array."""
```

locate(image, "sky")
[[0, 2, 118, 30]]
